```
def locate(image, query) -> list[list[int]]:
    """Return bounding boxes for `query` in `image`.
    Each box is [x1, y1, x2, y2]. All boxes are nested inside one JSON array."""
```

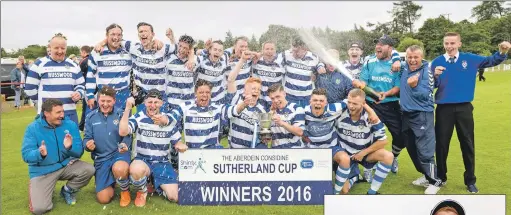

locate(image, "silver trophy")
[[251, 112, 273, 148]]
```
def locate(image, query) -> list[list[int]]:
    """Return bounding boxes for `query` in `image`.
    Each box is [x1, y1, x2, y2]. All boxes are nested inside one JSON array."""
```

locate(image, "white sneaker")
[[412, 176, 429, 187], [425, 184, 441, 194]]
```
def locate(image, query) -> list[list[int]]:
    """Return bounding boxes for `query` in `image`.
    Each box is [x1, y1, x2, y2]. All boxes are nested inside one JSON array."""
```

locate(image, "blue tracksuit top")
[[21, 115, 84, 179], [400, 60, 434, 112], [431, 51, 507, 104], [83, 107, 132, 163]]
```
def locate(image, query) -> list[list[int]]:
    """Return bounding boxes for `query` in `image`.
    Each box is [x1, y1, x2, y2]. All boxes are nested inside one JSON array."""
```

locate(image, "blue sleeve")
[[411, 67, 433, 101], [430, 59, 441, 88], [370, 121, 387, 142], [474, 52, 508, 69], [23, 64, 30, 73], [62, 123, 84, 158], [343, 75, 354, 98], [393, 70, 401, 88], [390, 49, 400, 63], [86, 55, 98, 100], [24, 66, 41, 100], [82, 114, 94, 152], [21, 125, 44, 164]]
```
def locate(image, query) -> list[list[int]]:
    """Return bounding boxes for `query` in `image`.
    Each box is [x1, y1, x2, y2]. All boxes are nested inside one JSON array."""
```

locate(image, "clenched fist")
[[39, 140, 47, 157], [86, 139, 96, 151]]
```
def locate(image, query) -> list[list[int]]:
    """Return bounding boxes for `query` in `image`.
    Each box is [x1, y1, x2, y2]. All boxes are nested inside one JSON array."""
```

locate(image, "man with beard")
[[119, 89, 182, 207], [225, 51, 269, 148], [168, 79, 255, 149], [431, 32, 509, 193], [352, 35, 404, 178], [252, 41, 286, 104], [87, 24, 133, 113], [22, 99, 95, 214], [25, 33, 86, 124], [83, 86, 133, 206], [283, 37, 326, 107], [400, 45, 442, 194], [94, 22, 195, 112], [302, 88, 379, 194], [315, 49, 353, 103], [267, 84, 305, 148], [195, 40, 230, 104], [335, 88, 394, 195]]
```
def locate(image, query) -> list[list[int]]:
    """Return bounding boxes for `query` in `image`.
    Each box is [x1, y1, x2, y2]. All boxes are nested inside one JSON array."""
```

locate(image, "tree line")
[[2, 1, 510, 61]]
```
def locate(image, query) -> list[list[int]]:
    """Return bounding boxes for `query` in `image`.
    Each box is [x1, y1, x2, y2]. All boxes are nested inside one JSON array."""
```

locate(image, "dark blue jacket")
[[315, 69, 353, 103], [431, 52, 507, 104], [21, 115, 84, 179], [83, 107, 132, 163], [400, 60, 434, 112]]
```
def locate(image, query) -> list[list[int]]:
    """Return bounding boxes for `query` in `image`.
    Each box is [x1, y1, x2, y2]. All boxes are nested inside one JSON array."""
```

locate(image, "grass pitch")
[[2, 71, 510, 214]]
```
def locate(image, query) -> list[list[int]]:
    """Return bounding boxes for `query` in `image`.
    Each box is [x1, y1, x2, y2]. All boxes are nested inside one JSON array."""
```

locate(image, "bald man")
[[25, 34, 85, 124]]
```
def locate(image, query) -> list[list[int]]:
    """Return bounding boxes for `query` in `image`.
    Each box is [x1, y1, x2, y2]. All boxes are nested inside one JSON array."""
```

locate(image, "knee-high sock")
[[368, 162, 391, 194], [334, 166, 351, 194], [130, 176, 147, 193], [116, 177, 130, 192]]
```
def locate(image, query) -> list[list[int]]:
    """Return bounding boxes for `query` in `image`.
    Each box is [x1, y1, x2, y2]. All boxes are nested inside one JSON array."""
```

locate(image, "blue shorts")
[[348, 152, 377, 170], [134, 158, 177, 194], [331, 147, 360, 179], [94, 152, 131, 193]]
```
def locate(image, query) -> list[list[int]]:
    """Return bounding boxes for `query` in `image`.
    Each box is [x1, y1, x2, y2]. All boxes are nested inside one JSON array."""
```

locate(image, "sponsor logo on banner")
[[300, 160, 314, 169], [178, 149, 332, 205]]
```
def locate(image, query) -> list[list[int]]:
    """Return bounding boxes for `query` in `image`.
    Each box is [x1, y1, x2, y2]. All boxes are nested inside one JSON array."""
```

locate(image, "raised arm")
[[119, 97, 135, 137]]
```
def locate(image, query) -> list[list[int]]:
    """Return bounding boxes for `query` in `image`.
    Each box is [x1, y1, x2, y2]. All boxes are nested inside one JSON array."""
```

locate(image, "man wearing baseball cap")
[[343, 42, 365, 80], [431, 199, 465, 215], [353, 34, 406, 181]]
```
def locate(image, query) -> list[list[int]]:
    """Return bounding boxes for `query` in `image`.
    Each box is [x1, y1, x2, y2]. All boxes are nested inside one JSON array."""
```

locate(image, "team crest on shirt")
[[462, 60, 468, 69], [113, 119, 119, 125], [65, 64, 70, 70], [335, 79, 341, 84]]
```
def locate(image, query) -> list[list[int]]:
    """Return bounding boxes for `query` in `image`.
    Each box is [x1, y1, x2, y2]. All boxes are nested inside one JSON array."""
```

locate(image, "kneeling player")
[[119, 89, 182, 207], [302, 88, 379, 194], [335, 89, 394, 194], [83, 86, 132, 206]]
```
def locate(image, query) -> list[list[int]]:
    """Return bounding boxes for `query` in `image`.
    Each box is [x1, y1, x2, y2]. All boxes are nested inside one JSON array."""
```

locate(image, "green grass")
[[2, 72, 511, 214]]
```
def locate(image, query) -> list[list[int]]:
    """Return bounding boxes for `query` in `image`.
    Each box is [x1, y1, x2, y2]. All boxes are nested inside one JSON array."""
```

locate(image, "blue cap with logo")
[[374, 34, 396, 46]]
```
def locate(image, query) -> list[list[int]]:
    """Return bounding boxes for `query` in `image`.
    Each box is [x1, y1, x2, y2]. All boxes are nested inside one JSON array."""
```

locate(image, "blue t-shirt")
[[359, 57, 401, 103]]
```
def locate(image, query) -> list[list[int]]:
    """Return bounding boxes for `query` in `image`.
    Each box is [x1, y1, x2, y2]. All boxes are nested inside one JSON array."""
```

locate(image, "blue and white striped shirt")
[[282, 50, 324, 102], [171, 101, 233, 148], [87, 46, 132, 105], [304, 102, 347, 148], [252, 54, 286, 103], [271, 102, 305, 148], [195, 54, 230, 104], [166, 54, 200, 106], [123, 40, 177, 95], [25, 56, 85, 114], [223, 48, 253, 95], [227, 93, 269, 148], [335, 109, 387, 155], [128, 111, 181, 162]]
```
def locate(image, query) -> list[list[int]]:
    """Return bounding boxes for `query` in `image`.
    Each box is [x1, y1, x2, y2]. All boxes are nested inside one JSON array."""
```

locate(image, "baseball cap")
[[374, 34, 396, 46], [431, 199, 465, 215], [349, 42, 363, 49], [145, 89, 163, 101]]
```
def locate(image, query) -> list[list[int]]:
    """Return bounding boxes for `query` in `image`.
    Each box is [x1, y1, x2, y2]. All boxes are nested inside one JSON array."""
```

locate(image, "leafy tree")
[[249, 34, 260, 52], [471, 1, 510, 22], [396, 37, 424, 52], [389, 1, 423, 34], [259, 25, 297, 52], [224, 30, 235, 48], [1, 47, 7, 57], [416, 15, 456, 59], [196, 39, 205, 49]]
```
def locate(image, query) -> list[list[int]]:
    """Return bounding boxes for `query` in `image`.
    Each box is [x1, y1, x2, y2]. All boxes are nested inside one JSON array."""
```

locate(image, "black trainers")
[[467, 184, 479, 193]]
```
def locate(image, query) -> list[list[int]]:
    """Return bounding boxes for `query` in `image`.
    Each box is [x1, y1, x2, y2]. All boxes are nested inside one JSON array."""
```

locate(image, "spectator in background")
[[69, 54, 78, 64], [315, 49, 353, 103], [10, 61, 23, 109], [477, 68, 486, 82], [78, 46, 91, 131]]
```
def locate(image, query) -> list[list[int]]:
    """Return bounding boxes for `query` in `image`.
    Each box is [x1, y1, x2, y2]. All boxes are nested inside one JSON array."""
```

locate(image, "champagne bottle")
[[362, 85, 381, 101]]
